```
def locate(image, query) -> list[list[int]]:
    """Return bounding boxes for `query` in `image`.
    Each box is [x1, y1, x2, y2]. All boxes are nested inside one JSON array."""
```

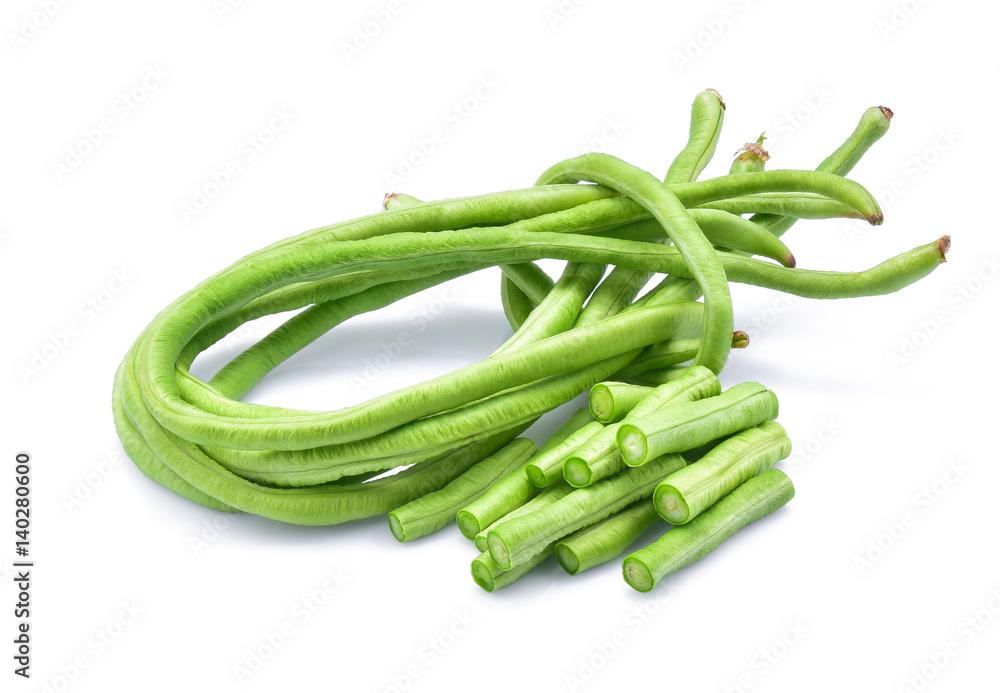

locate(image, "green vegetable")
[[653, 421, 791, 524], [616, 383, 779, 466], [475, 481, 574, 552], [472, 547, 553, 592], [387, 438, 537, 541], [564, 367, 721, 487], [525, 421, 604, 488], [555, 499, 663, 575], [623, 469, 795, 592], [589, 382, 652, 424], [487, 453, 686, 570]]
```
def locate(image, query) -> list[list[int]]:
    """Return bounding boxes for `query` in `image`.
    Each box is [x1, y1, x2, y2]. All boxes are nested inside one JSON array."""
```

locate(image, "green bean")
[[498, 260, 555, 330], [493, 262, 606, 356], [695, 193, 867, 220], [616, 331, 749, 380], [564, 367, 720, 487], [456, 412, 592, 540], [624, 366, 689, 387], [589, 382, 653, 424], [500, 275, 537, 332], [475, 481, 574, 552], [387, 438, 537, 541], [538, 153, 734, 373], [525, 422, 605, 488], [605, 209, 795, 266], [555, 499, 663, 575], [691, 209, 795, 267], [753, 106, 893, 235], [472, 546, 553, 592], [622, 469, 794, 591], [487, 453, 686, 570], [654, 421, 791, 524], [582, 88, 726, 325], [617, 382, 779, 466], [665, 89, 726, 183]]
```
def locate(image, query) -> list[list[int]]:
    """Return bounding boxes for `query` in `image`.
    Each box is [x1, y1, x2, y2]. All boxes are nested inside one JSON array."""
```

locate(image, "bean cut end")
[[563, 457, 594, 488], [471, 558, 497, 592], [456, 510, 482, 541], [387, 512, 406, 542], [617, 425, 648, 467], [653, 484, 691, 525], [622, 556, 655, 592], [555, 543, 582, 575], [525, 464, 548, 488], [589, 385, 616, 424], [487, 533, 512, 570]]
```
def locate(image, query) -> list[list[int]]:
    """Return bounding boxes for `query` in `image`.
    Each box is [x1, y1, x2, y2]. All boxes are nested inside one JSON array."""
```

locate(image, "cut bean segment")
[[556, 499, 663, 575], [565, 367, 721, 487], [623, 469, 795, 592], [388, 438, 537, 542], [654, 421, 791, 524], [487, 453, 685, 570], [617, 383, 779, 466]]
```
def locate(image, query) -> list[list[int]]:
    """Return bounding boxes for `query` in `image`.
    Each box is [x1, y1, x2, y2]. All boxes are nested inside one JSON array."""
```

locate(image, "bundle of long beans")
[[113, 90, 947, 590]]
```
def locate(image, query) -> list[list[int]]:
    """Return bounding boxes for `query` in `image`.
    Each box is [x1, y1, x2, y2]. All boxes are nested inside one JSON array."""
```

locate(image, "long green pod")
[[753, 106, 893, 235], [583, 88, 726, 332], [555, 499, 663, 575], [617, 383, 779, 466], [564, 367, 721, 487], [475, 481, 574, 552], [498, 260, 555, 329], [695, 193, 866, 220], [487, 453, 686, 570], [604, 209, 795, 266], [537, 153, 734, 374], [654, 421, 791, 524], [665, 89, 726, 183], [387, 438, 537, 541], [692, 210, 795, 267], [623, 469, 795, 592], [525, 421, 605, 488], [127, 228, 947, 470], [493, 261, 606, 356]]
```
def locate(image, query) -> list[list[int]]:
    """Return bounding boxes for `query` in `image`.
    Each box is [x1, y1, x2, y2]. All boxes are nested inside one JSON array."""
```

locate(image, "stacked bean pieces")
[[112, 90, 948, 592]]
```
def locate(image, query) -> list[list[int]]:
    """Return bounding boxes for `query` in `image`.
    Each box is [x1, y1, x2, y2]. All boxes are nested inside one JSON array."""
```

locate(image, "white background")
[[2, 0, 999, 691]]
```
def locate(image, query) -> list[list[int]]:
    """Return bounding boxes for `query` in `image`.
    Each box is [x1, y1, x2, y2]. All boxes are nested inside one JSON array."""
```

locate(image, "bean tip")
[[705, 88, 726, 110], [732, 331, 750, 349], [784, 253, 796, 268], [937, 235, 951, 262], [868, 212, 884, 226], [734, 142, 771, 162], [382, 192, 396, 211], [879, 106, 894, 120]]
